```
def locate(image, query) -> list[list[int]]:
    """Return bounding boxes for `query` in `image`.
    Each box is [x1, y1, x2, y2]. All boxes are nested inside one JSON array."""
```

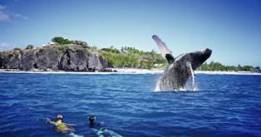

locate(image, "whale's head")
[[176, 48, 212, 70]]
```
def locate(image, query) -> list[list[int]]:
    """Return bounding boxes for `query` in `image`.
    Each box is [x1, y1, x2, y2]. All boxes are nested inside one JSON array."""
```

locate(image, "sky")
[[0, 0, 260, 66]]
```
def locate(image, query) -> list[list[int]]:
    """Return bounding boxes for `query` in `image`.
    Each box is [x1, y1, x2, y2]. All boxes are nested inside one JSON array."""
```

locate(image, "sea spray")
[[187, 62, 196, 91], [155, 80, 160, 92], [92, 128, 123, 137], [154, 62, 198, 92], [69, 132, 84, 137]]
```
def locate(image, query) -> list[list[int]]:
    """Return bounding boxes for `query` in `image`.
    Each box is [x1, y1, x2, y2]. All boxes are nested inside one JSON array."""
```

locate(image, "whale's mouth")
[[189, 48, 212, 70], [204, 48, 212, 59]]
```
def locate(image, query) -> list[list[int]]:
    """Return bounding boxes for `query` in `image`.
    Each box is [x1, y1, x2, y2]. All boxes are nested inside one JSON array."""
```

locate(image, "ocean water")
[[0, 73, 260, 137]]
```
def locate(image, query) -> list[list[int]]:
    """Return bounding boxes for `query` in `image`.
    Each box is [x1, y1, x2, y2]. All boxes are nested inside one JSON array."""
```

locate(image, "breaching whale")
[[152, 35, 212, 91]]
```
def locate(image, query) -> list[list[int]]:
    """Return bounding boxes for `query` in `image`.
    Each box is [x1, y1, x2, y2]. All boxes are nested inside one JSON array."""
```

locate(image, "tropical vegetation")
[[46, 37, 261, 72]]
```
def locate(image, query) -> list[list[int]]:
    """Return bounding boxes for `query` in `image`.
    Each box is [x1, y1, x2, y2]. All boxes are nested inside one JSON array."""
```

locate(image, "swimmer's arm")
[[46, 118, 56, 125], [64, 122, 76, 126]]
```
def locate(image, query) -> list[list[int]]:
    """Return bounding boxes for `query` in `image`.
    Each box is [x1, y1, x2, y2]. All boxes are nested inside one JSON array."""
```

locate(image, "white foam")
[[187, 62, 196, 91], [0, 69, 163, 75], [69, 132, 84, 137], [154, 80, 161, 92], [154, 87, 198, 92]]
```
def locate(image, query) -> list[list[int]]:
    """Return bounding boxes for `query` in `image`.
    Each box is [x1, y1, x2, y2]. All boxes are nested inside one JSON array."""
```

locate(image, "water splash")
[[154, 80, 160, 92], [93, 128, 123, 137], [69, 132, 84, 137], [184, 81, 198, 91], [154, 62, 198, 92], [187, 62, 196, 91], [155, 81, 198, 92]]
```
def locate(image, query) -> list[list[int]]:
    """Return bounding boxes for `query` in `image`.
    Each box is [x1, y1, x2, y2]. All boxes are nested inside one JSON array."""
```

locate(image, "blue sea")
[[0, 73, 260, 137]]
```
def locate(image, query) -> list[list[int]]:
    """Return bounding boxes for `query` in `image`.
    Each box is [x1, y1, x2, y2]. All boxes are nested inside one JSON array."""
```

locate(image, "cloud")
[[0, 5, 10, 21], [13, 13, 28, 20], [0, 42, 17, 51], [0, 4, 28, 22], [0, 11, 10, 21]]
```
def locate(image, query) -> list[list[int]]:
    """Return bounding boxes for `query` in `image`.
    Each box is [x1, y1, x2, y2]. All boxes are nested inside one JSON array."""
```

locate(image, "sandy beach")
[[195, 70, 261, 75]]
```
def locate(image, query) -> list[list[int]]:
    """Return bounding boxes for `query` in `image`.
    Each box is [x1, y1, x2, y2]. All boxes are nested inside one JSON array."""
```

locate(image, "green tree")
[[51, 37, 72, 45], [25, 44, 34, 49], [71, 40, 89, 48], [197, 61, 259, 72], [100, 46, 166, 69]]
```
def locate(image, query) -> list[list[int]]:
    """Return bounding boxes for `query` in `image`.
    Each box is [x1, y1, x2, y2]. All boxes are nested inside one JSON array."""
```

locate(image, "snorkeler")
[[88, 114, 123, 137], [47, 114, 75, 134], [88, 114, 102, 128]]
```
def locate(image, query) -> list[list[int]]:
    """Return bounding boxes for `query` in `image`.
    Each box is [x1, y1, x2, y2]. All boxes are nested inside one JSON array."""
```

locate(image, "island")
[[0, 37, 109, 72], [0, 37, 260, 73]]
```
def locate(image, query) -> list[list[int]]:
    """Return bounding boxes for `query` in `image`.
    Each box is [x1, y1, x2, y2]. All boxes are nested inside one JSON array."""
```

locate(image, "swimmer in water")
[[88, 114, 100, 128], [47, 114, 75, 134], [88, 114, 123, 137]]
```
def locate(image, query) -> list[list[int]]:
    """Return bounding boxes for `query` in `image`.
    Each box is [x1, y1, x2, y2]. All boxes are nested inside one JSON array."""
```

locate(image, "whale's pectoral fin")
[[152, 35, 175, 64]]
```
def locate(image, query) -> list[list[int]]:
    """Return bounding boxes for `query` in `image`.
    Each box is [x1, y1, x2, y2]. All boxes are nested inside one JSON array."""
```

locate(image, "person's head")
[[54, 114, 64, 122], [88, 115, 96, 126]]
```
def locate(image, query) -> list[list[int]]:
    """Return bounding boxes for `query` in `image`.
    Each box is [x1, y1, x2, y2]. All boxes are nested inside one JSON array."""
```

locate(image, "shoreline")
[[195, 70, 261, 75], [0, 69, 260, 75], [0, 68, 163, 75]]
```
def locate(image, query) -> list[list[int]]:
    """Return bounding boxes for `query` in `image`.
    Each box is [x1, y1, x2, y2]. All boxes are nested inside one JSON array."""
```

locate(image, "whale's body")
[[152, 35, 212, 91]]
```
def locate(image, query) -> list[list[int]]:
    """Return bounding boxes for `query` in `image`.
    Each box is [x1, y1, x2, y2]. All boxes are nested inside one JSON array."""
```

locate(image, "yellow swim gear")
[[56, 122, 67, 130]]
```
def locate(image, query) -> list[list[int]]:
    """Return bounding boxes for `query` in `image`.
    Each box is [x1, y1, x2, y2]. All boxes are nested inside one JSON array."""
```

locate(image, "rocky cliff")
[[0, 44, 108, 71]]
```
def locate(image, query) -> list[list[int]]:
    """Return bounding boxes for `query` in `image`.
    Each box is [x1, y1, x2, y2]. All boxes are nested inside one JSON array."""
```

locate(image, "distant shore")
[[0, 68, 163, 74], [0, 68, 261, 75], [195, 70, 261, 75]]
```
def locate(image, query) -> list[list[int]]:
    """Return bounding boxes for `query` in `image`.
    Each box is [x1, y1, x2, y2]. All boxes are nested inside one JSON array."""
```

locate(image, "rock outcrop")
[[0, 44, 108, 71]]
